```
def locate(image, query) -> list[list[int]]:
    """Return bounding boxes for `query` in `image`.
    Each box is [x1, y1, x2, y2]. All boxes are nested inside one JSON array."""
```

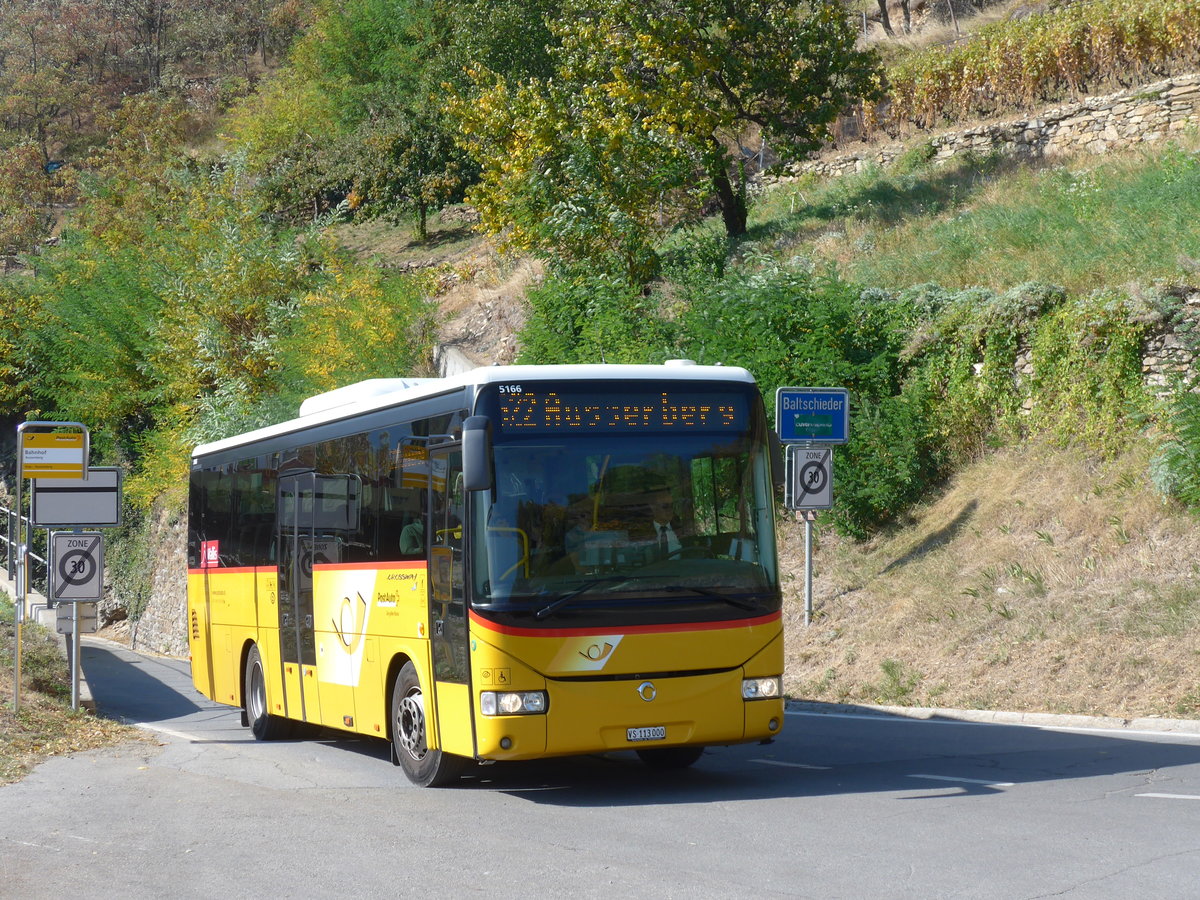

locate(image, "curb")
[[786, 699, 1200, 735]]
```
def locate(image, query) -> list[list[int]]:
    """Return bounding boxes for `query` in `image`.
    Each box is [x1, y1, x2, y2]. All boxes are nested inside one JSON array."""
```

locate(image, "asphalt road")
[[2, 638, 1200, 899]]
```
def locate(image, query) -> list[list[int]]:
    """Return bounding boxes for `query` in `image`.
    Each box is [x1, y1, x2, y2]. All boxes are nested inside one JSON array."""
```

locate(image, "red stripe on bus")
[[312, 560, 428, 572], [187, 566, 267, 576], [468, 609, 781, 638]]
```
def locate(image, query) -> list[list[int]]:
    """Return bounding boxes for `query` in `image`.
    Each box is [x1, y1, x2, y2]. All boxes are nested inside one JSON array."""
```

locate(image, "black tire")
[[391, 661, 465, 787], [244, 645, 291, 741], [637, 746, 704, 769]]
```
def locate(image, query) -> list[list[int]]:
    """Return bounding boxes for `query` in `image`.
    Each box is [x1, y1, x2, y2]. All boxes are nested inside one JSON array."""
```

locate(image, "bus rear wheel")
[[637, 746, 704, 769], [244, 645, 291, 740], [391, 662, 465, 787]]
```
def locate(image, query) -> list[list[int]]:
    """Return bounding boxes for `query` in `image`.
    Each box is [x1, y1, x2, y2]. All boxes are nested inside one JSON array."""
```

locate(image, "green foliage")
[[233, 0, 472, 228], [1151, 384, 1200, 505], [906, 282, 1066, 463], [267, 244, 437, 408], [105, 508, 156, 624], [0, 602, 68, 699], [674, 262, 931, 536], [0, 142, 74, 257], [14, 149, 435, 506], [453, 71, 694, 284], [448, 0, 562, 82], [454, 0, 880, 281], [517, 273, 679, 365], [874, 658, 919, 704], [337, 104, 475, 239], [1027, 291, 1155, 452]]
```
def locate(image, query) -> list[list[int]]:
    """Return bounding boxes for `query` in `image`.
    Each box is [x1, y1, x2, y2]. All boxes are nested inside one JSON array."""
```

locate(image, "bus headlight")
[[480, 691, 548, 716], [742, 677, 781, 700]]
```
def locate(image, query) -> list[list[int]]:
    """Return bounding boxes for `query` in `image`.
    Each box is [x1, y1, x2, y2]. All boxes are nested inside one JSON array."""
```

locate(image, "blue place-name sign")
[[775, 387, 849, 444]]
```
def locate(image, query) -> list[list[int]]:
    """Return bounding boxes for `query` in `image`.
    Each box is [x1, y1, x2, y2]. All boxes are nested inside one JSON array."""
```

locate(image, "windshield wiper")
[[656, 584, 761, 611], [534, 575, 633, 619]]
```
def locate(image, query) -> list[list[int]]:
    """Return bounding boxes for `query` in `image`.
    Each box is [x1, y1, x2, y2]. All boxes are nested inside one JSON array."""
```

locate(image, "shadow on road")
[[80, 643, 206, 723], [79, 640, 1200, 807], [452, 703, 1200, 807]]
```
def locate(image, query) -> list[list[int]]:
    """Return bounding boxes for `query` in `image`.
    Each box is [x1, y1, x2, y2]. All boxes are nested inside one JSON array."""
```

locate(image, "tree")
[[0, 0, 109, 160], [455, 0, 880, 281], [232, 0, 474, 230], [335, 101, 474, 240], [453, 71, 695, 284], [0, 141, 73, 263], [558, 0, 881, 238]]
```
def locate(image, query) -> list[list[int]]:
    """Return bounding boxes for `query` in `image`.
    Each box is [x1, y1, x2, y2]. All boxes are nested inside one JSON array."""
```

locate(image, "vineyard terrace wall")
[[779, 72, 1200, 181]]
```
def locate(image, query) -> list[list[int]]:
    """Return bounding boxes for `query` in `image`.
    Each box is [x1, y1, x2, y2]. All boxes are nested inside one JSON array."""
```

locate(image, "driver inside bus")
[[647, 485, 684, 558]]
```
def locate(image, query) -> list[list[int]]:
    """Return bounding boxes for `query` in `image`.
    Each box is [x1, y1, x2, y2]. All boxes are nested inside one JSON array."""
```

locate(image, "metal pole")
[[71, 604, 80, 711], [804, 513, 814, 627], [12, 457, 23, 714]]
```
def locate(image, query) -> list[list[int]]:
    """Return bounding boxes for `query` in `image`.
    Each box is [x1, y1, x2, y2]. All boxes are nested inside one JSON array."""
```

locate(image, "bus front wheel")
[[391, 662, 465, 787], [244, 645, 291, 740]]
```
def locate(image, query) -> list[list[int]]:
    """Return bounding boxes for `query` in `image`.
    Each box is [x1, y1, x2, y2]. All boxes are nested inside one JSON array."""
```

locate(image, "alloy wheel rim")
[[398, 690, 427, 760]]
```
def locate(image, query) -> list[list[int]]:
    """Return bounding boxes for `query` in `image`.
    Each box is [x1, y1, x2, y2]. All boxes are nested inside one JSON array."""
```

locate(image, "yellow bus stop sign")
[[21, 431, 86, 479]]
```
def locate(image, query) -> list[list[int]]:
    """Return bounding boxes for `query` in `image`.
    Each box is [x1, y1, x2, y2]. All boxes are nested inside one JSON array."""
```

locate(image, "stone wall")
[[777, 73, 1200, 182], [103, 501, 188, 657], [1003, 290, 1200, 413]]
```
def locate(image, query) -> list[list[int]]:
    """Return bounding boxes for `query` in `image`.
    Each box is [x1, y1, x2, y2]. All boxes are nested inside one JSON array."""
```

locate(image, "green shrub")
[[0, 600, 69, 699], [1152, 386, 1200, 504], [517, 272, 679, 365]]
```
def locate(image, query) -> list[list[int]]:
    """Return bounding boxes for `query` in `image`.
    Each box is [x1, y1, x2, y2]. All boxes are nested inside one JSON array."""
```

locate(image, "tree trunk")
[[415, 201, 428, 242], [876, 0, 895, 37], [899, 0, 912, 33], [710, 158, 747, 238]]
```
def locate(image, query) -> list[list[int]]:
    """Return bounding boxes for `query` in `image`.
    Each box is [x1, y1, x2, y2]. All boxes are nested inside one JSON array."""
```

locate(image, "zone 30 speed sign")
[[50, 532, 105, 602]]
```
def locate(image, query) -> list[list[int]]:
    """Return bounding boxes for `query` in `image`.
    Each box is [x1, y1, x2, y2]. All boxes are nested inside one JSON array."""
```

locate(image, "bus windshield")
[[470, 382, 779, 627]]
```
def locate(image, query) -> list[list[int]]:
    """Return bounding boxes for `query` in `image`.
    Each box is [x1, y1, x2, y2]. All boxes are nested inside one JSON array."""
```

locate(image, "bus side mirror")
[[770, 430, 785, 491], [463, 416, 493, 492]]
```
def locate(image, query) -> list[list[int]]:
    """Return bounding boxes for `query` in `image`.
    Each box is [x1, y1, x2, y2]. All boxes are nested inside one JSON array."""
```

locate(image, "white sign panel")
[[50, 532, 105, 602], [56, 602, 99, 635], [32, 467, 122, 527], [786, 445, 834, 510]]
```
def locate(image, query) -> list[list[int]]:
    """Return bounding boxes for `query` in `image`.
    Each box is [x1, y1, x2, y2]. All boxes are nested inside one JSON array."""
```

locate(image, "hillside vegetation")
[[1, 0, 1199, 720]]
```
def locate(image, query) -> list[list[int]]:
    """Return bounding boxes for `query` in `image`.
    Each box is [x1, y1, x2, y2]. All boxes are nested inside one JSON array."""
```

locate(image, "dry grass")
[[0, 680, 143, 784], [781, 439, 1200, 718]]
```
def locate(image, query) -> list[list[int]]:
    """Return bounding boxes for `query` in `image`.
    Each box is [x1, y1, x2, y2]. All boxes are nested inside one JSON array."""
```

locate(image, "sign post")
[[776, 389, 849, 627], [11, 422, 89, 714], [50, 531, 105, 711]]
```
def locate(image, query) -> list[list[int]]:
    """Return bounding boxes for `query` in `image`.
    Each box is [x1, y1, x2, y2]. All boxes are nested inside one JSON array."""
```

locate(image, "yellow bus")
[[187, 362, 784, 786]]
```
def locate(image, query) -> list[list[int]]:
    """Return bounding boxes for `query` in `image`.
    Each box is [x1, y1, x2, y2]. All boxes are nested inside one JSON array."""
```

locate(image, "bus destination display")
[[496, 389, 746, 434]]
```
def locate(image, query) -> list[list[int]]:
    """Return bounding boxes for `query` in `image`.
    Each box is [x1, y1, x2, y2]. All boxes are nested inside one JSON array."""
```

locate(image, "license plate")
[[627, 726, 666, 742]]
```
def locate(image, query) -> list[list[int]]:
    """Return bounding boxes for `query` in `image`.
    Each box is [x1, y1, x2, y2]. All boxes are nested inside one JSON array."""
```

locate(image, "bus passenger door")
[[277, 471, 318, 723], [428, 446, 473, 756]]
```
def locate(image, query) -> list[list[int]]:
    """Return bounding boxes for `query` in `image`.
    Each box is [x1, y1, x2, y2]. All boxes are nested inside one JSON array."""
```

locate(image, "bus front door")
[[428, 446, 473, 756]]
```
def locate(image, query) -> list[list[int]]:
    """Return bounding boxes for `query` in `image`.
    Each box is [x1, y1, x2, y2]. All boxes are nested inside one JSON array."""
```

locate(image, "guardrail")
[[0, 502, 49, 596]]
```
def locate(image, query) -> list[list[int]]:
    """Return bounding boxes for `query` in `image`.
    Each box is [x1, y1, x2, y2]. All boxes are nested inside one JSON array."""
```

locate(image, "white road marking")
[[1136, 793, 1200, 801], [752, 759, 831, 770], [136, 722, 206, 742], [908, 774, 1014, 787]]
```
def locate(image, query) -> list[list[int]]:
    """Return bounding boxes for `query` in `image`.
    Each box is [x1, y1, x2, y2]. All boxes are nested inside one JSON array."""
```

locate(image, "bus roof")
[[191, 361, 756, 461]]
